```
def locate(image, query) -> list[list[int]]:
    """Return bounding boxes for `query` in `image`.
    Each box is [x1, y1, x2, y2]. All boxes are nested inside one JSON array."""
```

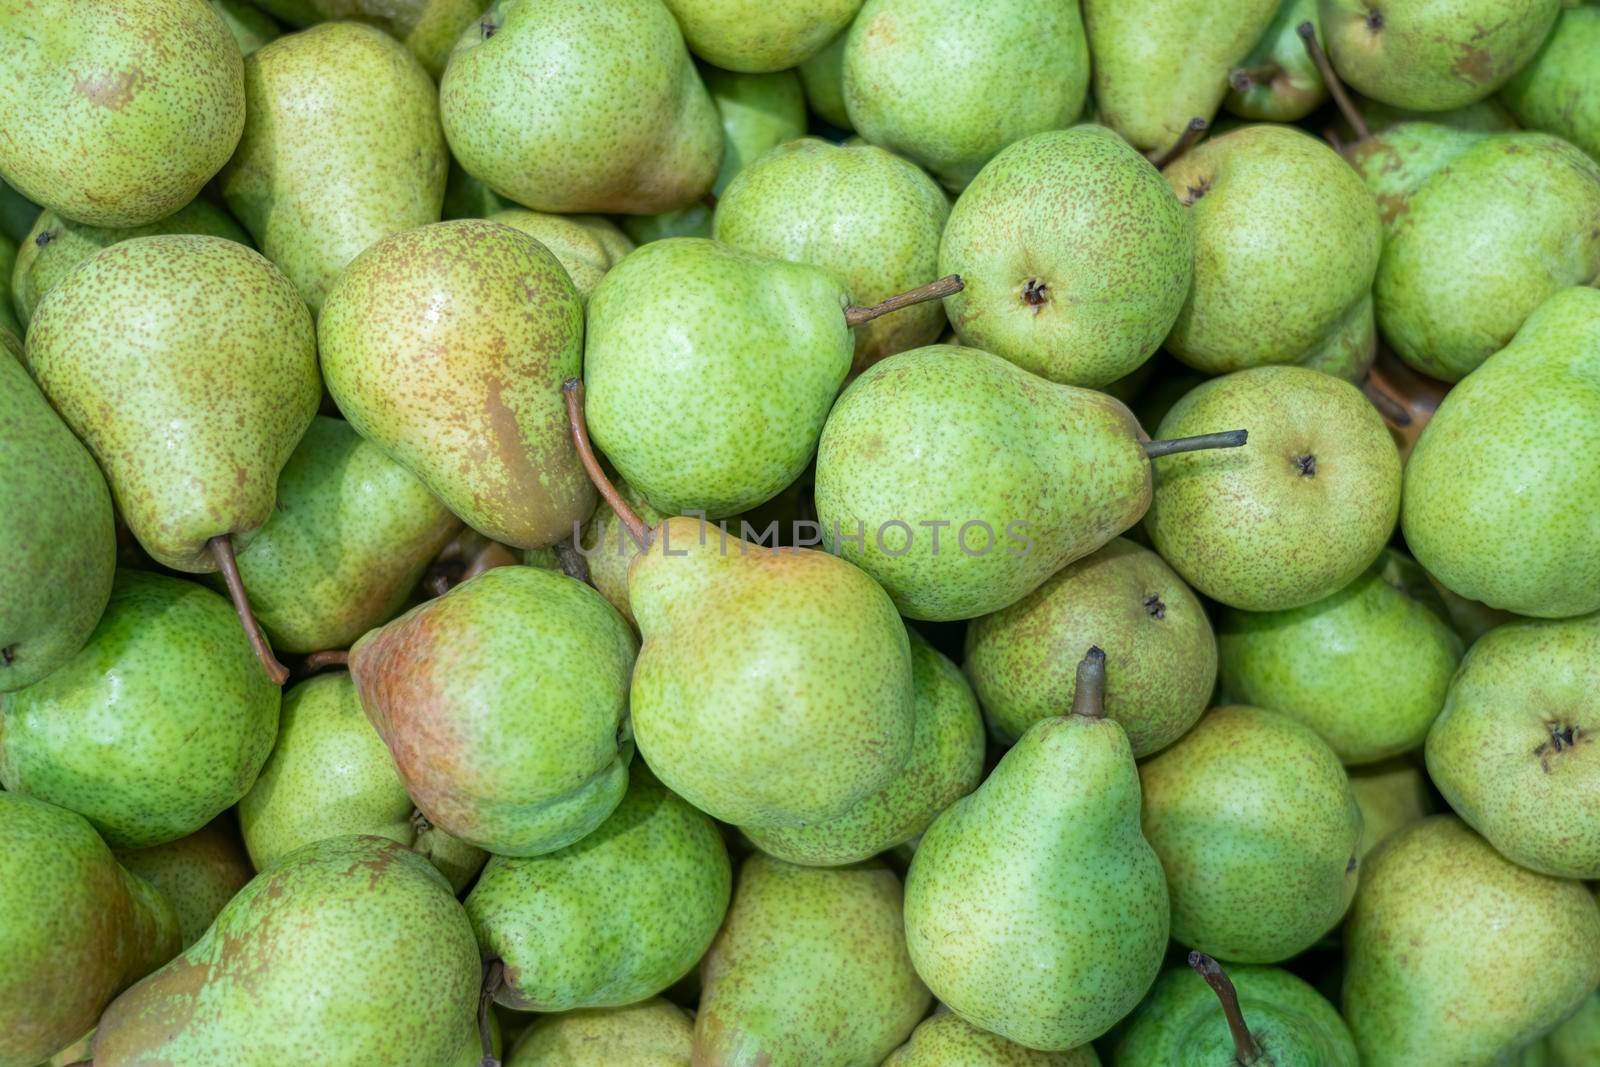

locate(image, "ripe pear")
[[319, 220, 592, 550], [211, 0, 282, 55], [487, 209, 634, 304], [220, 21, 447, 315], [966, 537, 1216, 757], [843, 0, 1089, 190], [696, 855, 931, 1064], [1349, 759, 1434, 861], [1343, 119, 1489, 227], [506, 999, 693, 1067], [114, 816, 253, 947], [0, 0, 244, 227], [887, 1013, 1099, 1065], [1402, 287, 1600, 617], [939, 126, 1194, 387], [0, 793, 180, 1067], [799, 29, 851, 128], [92, 836, 482, 1067], [1224, 0, 1329, 121], [1501, 6, 1600, 161], [250, 0, 489, 77], [439, 0, 722, 214], [662, 0, 860, 72], [1343, 817, 1600, 1067]]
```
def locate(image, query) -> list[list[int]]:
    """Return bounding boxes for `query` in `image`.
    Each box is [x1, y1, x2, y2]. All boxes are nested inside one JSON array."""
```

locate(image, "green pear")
[[1402, 287, 1600, 617], [744, 629, 985, 866], [715, 139, 950, 371], [238, 672, 487, 891], [220, 22, 447, 315], [319, 219, 593, 550], [1356, 94, 1521, 136], [1321, 0, 1560, 110], [1349, 759, 1434, 861], [0, 176, 39, 243], [487, 210, 634, 304], [939, 126, 1194, 387], [11, 198, 249, 330], [1224, 0, 1329, 121], [92, 836, 482, 1067], [965, 537, 1216, 757], [0, 571, 281, 848], [1343, 817, 1600, 1066], [439, 0, 722, 214], [574, 479, 668, 627], [466, 765, 730, 1011], [1545, 991, 1600, 1066], [114, 816, 254, 947], [1426, 612, 1600, 879], [1162, 125, 1381, 379], [1083, 0, 1279, 154], [1147, 365, 1401, 612], [662, 0, 861, 72], [1140, 705, 1362, 963], [506, 999, 693, 1067], [1343, 119, 1490, 227], [217, 417, 461, 655], [211, 0, 282, 55], [885, 1013, 1099, 1065], [799, 29, 851, 128], [251, 0, 491, 78], [696, 855, 931, 1064], [1217, 547, 1464, 764], [0, 793, 179, 1067], [349, 565, 637, 856], [0, 336, 115, 692], [1501, 6, 1600, 161], [905, 649, 1169, 1049], [0, 0, 244, 227], [843, 0, 1089, 190]]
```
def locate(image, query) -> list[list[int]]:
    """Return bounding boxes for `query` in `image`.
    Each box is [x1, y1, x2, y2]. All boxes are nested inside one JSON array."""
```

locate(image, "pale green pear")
[[506, 1000, 693, 1067], [1501, 6, 1600, 161], [574, 479, 667, 627], [662, 0, 861, 72], [0, 0, 244, 227], [1349, 759, 1434, 861], [211, 0, 282, 55], [220, 21, 447, 315], [114, 816, 253, 947], [1343, 119, 1490, 227], [695, 855, 931, 1064], [1225, 0, 1329, 121], [843, 0, 1090, 190], [488, 210, 634, 304], [440, 0, 722, 214], [799, 30, 851, 128], [1343, 817, 1600, 1066], [0, 793, 179, 1067], [252, 0, 491, 77], [886, 1013, 1099, 1066]]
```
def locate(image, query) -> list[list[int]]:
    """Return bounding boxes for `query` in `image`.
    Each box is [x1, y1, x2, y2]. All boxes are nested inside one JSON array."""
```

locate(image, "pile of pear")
[[2, 0, 1600, 1065]]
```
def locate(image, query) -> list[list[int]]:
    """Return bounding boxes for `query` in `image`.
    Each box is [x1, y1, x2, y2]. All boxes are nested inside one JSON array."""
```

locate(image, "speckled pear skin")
[[885, 1013, 1100, 1066], [319, 220, 592, 550], [1139, 705, 1361, 963], [585, 238, 852, 518], [1218, 548, 1464, 765], [663, 0, 860, 72], [507, 999, 693, 1067], [218, 417, 462, 654], [1373, 132, 1600, 381], [1111, 964, 1357, 1067], [11, 199, 248, 329], [24, 234, 320, 573], [1343, 817, 1600, 1067], [1146, 366, 1400, 612], [939, 127, 1193, 388], [0, 0, 244, 228], [576, 481, 667, 626], [904, 695, 1169, 1050], [0, 342, 115, 692], [1321, 0, 1560, 111], [1342, 120, 1488, 228], [220, 22, 447, 315], [1348, 759, 1433, 861], [92, 835, 482, 1067], [440, 0, 721, 215], [467, 765, 731, 1011], [1425, 613, 1600, 879], [1223, 0, 1328, 121], [844, 0, 1089, 191], [715, 139, 950, 372], [1502, 7, 1600, 161], [799, 30, 850, 128], [253, 0, 491, 78], [488, 210, 634, 304], [1162, 126, 1382, 376], [114, 816, 253, 947], [695, 855, 930, 1065], [0, 571, 281, 849], [966, 537, 1216, 757], [744, 629, 985, 866], [349, 565, 637, 856], [1402, 288, 1600, 617], [210, 0, 281, 56], [1083, 0, 1278, 154], [0, 793, 180, 1067], [238, 672, 486, 890], [815, 346, 1156, 621]]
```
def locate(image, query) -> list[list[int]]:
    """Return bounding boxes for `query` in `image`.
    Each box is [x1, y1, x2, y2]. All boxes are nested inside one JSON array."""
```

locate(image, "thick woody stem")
[[844, 275, 965, 327]]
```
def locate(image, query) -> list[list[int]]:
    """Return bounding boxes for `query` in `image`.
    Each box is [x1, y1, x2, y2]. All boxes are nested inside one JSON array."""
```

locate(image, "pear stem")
[[1144, 429, 1248, 458], [299, 649, 349, 676], [1070, 646, 1107, 719], [563, 378, 653, 549], [1297, 21, 1369, 142], [1229, 64, 1282, 92], [1148, 117, 1208, 169], [1188, 952, 1262, 1066], [553, 537, 592, 583], [209, 535, 288, 686], [479, 957, 504, 1067], [844, 275, 965, 327]]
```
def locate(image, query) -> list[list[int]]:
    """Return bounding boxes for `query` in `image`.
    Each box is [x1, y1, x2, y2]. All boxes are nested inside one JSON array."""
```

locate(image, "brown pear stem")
[[1297, 21, 1369, 142], [1144, 429, 1248, 458], [1148, 117, 1208, 169], [844, 275, 964, 327], [300, 649, 349, 675], [1360, 377, 1412, 426], [479, 958, 504, 1067], [1070, 646, 1107, 719], [563, 378, 652, 548], [1229, 64, 1282, 92], [1188, 952, 1262, 1065], [209, 535, 289, 686]]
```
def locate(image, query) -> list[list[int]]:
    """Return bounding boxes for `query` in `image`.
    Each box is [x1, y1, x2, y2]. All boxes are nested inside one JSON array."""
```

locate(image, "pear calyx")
[[1187, 951, 1263, 1066], [1144, 429, 1249, 459], [1150, 117, 1209, 170], [1229, 64, 1283, 93], [1297, 21, 1370, 142], [844, 275, 965, 328], [210, 534, 289, 685], [1070, 646, 1108, 720], [563, 378, 653, 549]]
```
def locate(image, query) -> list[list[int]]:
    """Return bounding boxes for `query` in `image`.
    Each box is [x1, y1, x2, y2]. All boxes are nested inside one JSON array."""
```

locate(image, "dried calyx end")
[[563, 378, 653, 549], [1188, 952, 1263, 1066], [1298, 20, 1370, 142], [209, 534, 289, 685], [34, 229, 54, 247], [0, 644, 14, 667], [1181, 177, 1212, 206], [1144, 429, 1249, 459], [1144, 594, 1166, 620], [844, 274, 965, 328], [1365, 8, 1384, 31], [479, 15, 499, 38], [1150, 116, 1208, 170], [1230, 64, 1282, 92], [1536, 721, 1586, 773], [1295, 454, 1317, 477], [1022, 278, 1049, 311], [1070, 646, 1107, 720]]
